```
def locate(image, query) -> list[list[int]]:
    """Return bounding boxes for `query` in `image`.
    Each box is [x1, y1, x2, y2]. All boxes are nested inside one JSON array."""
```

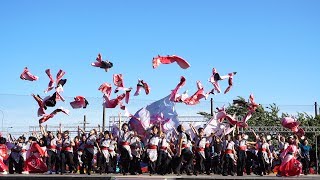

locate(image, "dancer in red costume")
[[277, 136, 302, 177]]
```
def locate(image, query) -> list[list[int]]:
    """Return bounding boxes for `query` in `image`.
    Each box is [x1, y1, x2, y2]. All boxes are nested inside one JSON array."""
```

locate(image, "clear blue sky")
[[0, 1, 319, 132]]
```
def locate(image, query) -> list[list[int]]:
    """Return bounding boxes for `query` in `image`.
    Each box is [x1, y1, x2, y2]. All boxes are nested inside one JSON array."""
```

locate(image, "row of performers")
[[0, 123, 310, 176]]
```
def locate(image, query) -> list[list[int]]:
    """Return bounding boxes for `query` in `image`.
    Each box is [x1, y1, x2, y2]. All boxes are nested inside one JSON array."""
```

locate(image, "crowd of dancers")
[[0, 120, 315, 177]]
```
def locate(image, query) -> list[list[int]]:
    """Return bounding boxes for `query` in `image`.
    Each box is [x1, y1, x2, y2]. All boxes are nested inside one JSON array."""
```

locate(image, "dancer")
[[24, 136, 48, 173], [82, 129, 100, 175], [189, 124, 214, 175], [119, 116, 134, 175], [129, 131, 143, 175], [222, 134, 237, 176], [175, 124, 193, 175], [147, 126, 160, 176], [40, 125, 58, 174], [256, 135, 271, 176], [8, 135, 26, 174], [157, 133, 174, 175], [60, 130, 75, 174], [300, 139, 311, 175], [0, 137, 8, 174], [277, 136, 302, 177]]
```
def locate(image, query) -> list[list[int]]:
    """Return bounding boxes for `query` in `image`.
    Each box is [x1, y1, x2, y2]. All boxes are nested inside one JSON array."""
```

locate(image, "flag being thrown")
[[129, 95, 180, 138]]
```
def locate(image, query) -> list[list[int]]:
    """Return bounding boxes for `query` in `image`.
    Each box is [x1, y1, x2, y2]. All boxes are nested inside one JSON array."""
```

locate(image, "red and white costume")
[[25, 142, 48, 173], [279, 144, 302, 177]]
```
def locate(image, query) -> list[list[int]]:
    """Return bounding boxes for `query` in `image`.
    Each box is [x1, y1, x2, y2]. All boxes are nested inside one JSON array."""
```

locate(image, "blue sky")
[[0, 1, 319, 132]]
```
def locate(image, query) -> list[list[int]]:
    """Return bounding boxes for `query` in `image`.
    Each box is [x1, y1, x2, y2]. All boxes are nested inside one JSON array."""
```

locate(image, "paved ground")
[[0, 174, 319, 180]]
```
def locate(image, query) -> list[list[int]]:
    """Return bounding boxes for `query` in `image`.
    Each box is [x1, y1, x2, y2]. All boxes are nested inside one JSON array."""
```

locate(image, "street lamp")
[[6, 126, 13, 138], [7, 127, 13, 132]]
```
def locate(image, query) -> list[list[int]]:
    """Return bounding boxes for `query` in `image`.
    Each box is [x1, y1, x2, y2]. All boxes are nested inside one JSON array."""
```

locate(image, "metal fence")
[[108, 115, 207, 129], [0, 93, 317, 137]]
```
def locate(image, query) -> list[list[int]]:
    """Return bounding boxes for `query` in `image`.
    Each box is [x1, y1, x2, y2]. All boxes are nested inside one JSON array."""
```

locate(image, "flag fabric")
[[129, 95, 179, 138], [204, 113, 235, 137]]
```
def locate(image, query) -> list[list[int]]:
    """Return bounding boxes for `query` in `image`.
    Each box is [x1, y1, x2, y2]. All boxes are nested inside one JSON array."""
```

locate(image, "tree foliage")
[[198, 96, 320, 142], [198, 96, 319, 127]]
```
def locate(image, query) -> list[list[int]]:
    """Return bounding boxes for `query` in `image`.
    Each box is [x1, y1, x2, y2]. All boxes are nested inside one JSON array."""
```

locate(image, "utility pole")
[[83, 115, 87, 132], [102, 107, 106, 132], [315, 102, 318, 117], [210, 98, 214, 116]]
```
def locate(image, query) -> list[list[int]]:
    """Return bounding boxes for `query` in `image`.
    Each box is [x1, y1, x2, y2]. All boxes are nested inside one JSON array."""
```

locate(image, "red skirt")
[[25, 155, 48, 173], [279, 158, 302, 177]]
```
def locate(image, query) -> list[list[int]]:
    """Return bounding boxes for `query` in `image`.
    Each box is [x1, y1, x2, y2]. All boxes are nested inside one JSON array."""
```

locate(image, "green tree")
[[198, 97, 320, 142]]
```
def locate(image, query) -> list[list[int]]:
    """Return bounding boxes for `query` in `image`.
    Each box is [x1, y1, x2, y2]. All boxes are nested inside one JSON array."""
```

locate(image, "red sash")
[[225, 149, 233, 154], [260, 148, 267, 152], [239, 146, 247, 151], [181, 144, 188, 148], [62, 147, 72, 151], [47, 145, 57, 150], [121, 142, 130, 146], [160, 146, 167, 150], [197, 148, 205, 152], [148, 145, 157, 150], [101, 147, 109, 151]]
